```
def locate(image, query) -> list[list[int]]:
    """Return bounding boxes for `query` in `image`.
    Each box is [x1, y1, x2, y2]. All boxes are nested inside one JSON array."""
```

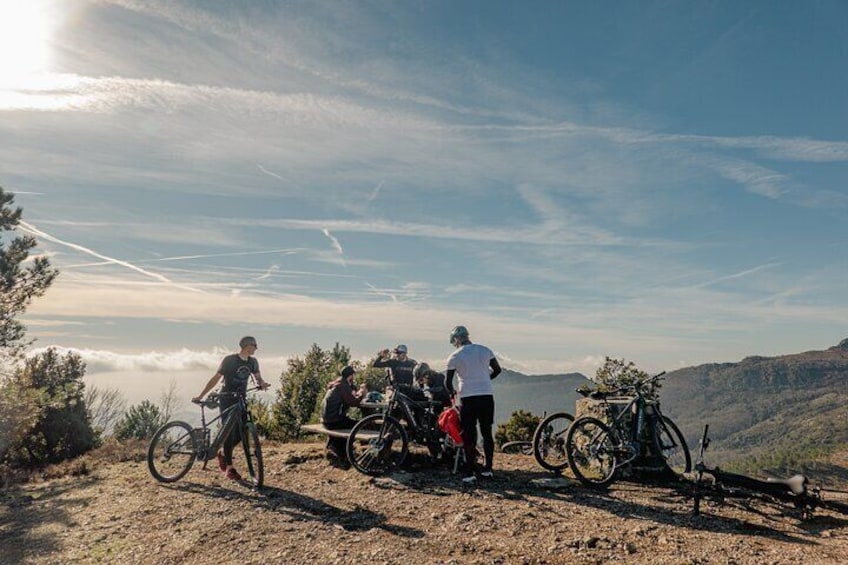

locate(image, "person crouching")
[[320, 365, 366, 467]]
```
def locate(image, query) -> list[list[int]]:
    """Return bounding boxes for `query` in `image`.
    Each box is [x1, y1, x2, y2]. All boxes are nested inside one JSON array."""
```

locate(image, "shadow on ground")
[[166, 481, 424, 538], [362, 462, 846, 546], [0, 477, 99, 565]]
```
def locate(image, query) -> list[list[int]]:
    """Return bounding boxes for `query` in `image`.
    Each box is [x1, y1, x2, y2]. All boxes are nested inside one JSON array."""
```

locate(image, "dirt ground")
[[2, 441, 847, 564]]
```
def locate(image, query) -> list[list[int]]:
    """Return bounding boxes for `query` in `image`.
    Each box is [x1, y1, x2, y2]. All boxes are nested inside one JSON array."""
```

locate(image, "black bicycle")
[[345, 383, 447, 476], [690, 424, 848, 520], [147, 386, 264, 488], [565, 372, 690, 487], [532, 411, 575, 472]]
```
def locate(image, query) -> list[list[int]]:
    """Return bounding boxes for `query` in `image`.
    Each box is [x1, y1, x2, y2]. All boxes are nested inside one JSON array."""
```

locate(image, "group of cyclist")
[[193, 326, 501, 484]]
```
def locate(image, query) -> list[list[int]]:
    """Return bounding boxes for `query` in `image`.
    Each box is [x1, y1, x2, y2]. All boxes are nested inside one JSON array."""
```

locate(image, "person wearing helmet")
[[413, 361, 451, 407], [193, 336, 270, 482], [445, 325, 501, 483], [372, 344, 417, 387]]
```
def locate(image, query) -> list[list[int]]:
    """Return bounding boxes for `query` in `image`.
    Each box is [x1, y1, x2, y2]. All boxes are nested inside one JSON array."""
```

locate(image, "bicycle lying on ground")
[[147, 386, 264, 488], [689, 424, 848, 520], [565, 371, 691, 487], [500, 441, 533, 455], [532, 410, 575, 472], [345, 383, 449, 476]]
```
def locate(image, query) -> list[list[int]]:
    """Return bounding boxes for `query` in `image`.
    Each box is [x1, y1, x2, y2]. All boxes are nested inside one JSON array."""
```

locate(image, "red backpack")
[[438, 406, 463, 446]]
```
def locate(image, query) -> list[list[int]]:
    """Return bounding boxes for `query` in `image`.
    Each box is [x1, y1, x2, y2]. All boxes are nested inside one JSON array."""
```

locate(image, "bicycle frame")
[[193, 388, 257, 464], [596, 380, 662, 467], [382, 386, 442, 447]]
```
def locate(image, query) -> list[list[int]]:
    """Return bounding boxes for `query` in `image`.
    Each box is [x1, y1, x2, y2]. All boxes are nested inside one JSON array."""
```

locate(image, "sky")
[[1, 0, 847, 405]]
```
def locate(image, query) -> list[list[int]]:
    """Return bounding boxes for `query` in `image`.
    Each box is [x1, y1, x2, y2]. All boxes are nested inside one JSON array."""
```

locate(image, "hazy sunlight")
[[0, 1, 52, 88]]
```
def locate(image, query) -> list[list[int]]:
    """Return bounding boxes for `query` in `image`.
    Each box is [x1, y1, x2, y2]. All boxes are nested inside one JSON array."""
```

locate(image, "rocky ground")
[[2, 441, 847, 564]]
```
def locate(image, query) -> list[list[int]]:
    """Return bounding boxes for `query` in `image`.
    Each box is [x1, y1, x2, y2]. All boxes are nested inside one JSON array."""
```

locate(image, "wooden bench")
[[300, 423, 380, 441]]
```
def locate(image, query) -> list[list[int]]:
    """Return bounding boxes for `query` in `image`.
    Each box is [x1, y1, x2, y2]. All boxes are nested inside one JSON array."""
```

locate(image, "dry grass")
[[1, 438, 147, 488]]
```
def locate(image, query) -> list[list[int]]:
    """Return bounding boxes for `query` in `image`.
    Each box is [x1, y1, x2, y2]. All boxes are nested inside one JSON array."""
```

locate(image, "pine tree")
[[0, 186, 58, 363]]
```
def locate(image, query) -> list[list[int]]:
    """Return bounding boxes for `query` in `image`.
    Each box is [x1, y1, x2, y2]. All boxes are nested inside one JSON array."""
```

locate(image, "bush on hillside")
[[2, 348, 97, 467], [114, 400, 164, 441]]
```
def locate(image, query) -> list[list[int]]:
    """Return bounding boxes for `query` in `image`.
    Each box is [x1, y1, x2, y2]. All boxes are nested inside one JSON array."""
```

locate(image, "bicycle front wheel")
[[346, 414, 408, 476], [242, 422, 264, 488], [652, 415, 691, 476], [148, 421, 196, 483], [532, 412, 574, 472], [566, 417, 617, 487]]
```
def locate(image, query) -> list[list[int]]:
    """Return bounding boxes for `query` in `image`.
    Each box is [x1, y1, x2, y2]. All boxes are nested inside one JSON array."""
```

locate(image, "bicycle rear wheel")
[[148, 421, 196, 483], [566, 417, 617, 487], [346, 414, 408, 476], [242, 422, 264, 488], [532, 412, 574, 472], [652, 416, 691, 476]]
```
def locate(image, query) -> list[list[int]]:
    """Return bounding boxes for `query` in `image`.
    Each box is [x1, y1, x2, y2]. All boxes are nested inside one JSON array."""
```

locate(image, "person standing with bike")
[[193, 336, 270, 481], [445, 325, 501, 483]]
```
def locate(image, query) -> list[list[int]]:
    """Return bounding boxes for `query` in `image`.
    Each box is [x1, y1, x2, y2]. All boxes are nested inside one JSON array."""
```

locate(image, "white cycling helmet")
[[449, 325, 469, 346]]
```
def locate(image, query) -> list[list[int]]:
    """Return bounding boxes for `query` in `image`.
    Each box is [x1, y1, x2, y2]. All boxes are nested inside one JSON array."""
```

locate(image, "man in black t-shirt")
[[194, 336, 270, 481], [372, 344, 417, 387]]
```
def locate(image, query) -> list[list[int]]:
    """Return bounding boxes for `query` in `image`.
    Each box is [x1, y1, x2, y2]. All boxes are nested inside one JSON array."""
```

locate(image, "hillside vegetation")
[[660, 339, 848, 477]]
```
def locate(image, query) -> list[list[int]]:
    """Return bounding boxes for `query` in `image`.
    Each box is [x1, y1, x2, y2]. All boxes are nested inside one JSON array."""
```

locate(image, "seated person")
[[320, 365, 366, 464], [372, 344, 417, 387], [413, 362, 452, 408]]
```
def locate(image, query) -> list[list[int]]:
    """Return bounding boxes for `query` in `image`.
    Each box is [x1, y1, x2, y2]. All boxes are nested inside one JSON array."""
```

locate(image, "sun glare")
[[0, 1, 52, 88]]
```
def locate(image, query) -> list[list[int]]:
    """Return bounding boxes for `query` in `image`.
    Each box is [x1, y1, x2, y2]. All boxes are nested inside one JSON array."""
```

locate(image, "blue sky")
[[1, 0, 847, 396]]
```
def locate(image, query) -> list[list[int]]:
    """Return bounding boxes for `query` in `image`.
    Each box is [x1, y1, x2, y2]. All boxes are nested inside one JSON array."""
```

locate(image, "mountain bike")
[[345, 383, 447, 476], [532, 411, 575, 472], [690, 425, 848, 520], [147, 386, 264, 488], [565, 372, 690, 487]]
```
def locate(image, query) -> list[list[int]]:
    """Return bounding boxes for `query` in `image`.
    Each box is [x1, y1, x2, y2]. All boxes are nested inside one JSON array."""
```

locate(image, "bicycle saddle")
[[765, 474, 808, 496]]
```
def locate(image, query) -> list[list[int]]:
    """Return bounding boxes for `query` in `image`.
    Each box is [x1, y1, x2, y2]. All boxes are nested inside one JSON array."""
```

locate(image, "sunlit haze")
[[2, 1, 846, 406]]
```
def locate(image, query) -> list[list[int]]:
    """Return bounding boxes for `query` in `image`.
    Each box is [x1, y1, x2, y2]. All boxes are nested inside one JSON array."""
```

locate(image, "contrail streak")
[[322, 229, 347, 268], [19, 221, 201, 292], [367, 180, 384, 202], [64, 248, 302, 268], [257, 164, 287, 181]]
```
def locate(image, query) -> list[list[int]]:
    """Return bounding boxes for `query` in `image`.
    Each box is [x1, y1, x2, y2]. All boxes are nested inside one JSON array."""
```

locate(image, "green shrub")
[[495, 409, 541, 446], [114, 400, 164, 441]]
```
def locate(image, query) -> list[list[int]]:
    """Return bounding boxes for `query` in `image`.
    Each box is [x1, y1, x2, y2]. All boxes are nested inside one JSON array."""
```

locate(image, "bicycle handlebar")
[[193, 386, 264, 407]]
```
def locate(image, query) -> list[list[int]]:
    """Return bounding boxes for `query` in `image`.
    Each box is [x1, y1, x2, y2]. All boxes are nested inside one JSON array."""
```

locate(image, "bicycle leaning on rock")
[[565, 371, 691, 487]]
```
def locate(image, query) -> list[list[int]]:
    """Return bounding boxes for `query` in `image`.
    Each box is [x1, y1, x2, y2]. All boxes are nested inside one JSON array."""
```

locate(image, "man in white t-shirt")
[[445, 325, 501, 483]]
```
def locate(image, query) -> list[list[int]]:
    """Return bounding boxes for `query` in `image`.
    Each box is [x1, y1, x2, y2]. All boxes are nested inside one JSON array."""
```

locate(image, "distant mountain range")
[[497, 339, 848, 478], [493, 368, 589, 424]]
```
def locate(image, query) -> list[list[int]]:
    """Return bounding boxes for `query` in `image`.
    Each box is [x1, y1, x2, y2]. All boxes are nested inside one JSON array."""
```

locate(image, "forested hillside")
[[660, 339, 848, 475]]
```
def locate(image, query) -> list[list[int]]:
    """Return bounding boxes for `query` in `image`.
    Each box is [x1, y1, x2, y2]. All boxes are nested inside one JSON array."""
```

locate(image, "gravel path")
[[2, 442, 847, 564]]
